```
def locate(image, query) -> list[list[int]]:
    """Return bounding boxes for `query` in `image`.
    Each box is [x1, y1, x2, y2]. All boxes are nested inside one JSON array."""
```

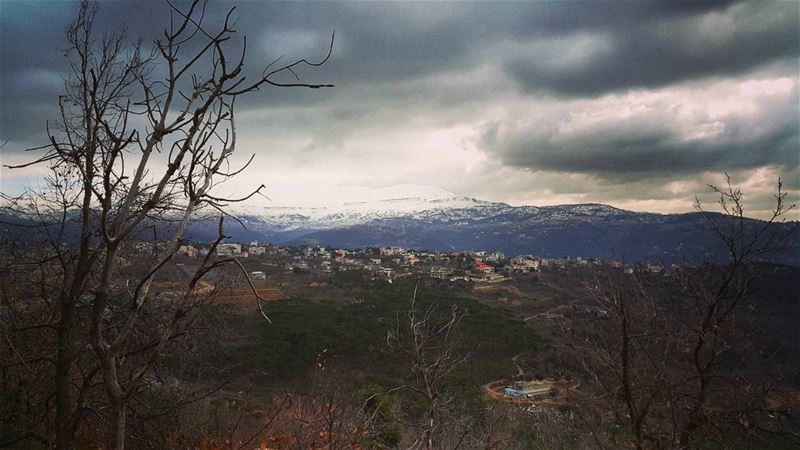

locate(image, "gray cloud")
[[1, 0, 798, 218], [504, 2, 799, 96], [1, 0, 765, 145], [478, 67, 799, 179]]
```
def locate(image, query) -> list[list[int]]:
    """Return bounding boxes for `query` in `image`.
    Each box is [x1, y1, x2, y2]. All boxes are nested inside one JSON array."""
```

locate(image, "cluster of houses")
[[174, 241, 668, 282]]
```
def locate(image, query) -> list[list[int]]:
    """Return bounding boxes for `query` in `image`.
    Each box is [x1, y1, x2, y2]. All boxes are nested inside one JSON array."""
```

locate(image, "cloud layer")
[[1, 0, 797, 219]]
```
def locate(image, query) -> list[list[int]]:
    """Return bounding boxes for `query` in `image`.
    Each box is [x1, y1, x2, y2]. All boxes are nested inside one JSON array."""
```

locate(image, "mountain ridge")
[[2, 185, 797, 265], [212, 191, 798, 265]]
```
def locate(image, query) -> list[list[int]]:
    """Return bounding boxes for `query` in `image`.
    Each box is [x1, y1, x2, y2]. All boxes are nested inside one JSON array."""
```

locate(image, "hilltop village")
[[175, 241, 669, 284]]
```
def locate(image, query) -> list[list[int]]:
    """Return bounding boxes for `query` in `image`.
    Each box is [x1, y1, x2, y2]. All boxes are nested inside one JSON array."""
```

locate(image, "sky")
[[1, 0, 798, 219]]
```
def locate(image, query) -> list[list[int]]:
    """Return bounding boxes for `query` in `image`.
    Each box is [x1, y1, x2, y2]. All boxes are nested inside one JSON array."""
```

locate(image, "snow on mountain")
[[0, 183, 634, 231], [229, 184, 508, 229], [4, 183, 796, 265], [224, 184, 646, 232]]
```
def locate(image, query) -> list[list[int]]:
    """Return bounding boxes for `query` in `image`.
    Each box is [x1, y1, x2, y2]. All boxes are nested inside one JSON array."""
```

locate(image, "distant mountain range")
[[2, 185, 798, 265], [191, 186, 800, 266]]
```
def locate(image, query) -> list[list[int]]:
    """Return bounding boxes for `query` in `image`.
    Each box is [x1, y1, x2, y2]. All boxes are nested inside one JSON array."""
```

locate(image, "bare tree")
[[580, 271, 674, 449], [673, 175, 796, 448], [387, 283, 473, 450], [574, 175, 798, 449], [1, 1, 333, 448]]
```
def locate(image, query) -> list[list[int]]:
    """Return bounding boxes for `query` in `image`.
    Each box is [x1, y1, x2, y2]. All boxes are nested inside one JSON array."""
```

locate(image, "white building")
[[250, 271, 266, 280], [216, 243, 242, 257], [510, 256, 540, 272], [485, 252, 506, 263], [178, 245, 196, 257]]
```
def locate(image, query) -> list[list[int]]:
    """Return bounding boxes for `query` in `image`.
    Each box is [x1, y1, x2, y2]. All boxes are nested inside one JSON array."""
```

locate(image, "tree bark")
[[54, 299, 76, 450], [108, 397, 126, 450]]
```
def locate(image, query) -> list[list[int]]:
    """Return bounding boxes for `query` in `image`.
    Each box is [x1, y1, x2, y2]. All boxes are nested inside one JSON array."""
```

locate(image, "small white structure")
[[216, 243, 242, 257], [510, 256, 540, 272], [485, 251, 506, 262], [178, 245, 196, 257], [250, 271, 267, 280]]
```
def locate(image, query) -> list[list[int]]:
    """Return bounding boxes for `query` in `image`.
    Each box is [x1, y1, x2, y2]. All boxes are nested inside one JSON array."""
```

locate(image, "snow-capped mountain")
[[225, 184, 633, 231], [182, 184, 797, 265], [229, 185, 503, 229], [2, 184, 796, 265]]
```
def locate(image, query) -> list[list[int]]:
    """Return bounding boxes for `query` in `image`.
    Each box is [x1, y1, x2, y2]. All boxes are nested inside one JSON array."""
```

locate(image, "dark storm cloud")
[[478, 80, 799, 178], [1, 0, 768, 147], [242, 1, 793, 98], [504, 1, 799, 96], [1, 1, 73, 143], [0, 0, 168, 145]]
